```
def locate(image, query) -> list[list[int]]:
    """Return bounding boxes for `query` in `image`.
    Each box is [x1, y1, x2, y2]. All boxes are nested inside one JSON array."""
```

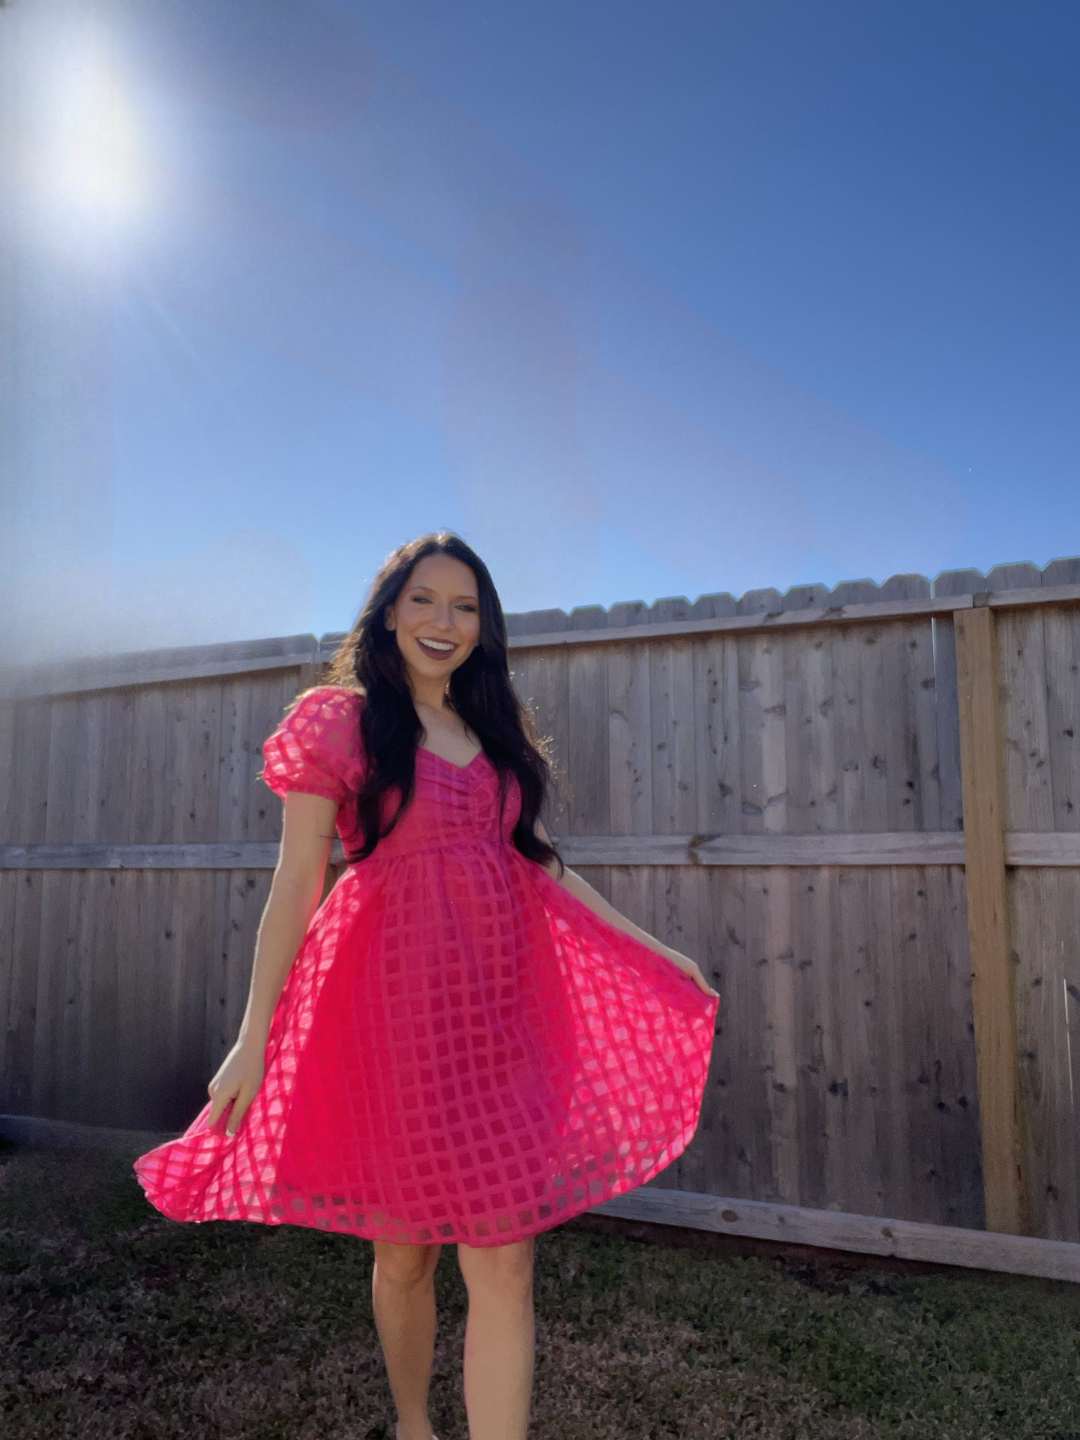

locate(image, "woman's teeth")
[[418, 638, 456, 655]]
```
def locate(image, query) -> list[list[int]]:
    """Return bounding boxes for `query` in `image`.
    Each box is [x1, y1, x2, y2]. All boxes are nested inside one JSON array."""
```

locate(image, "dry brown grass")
[[3, 1141, 1080, 1439]]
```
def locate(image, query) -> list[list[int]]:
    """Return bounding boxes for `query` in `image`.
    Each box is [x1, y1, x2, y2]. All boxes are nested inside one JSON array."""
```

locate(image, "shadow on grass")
[[2, 1143, 1080, 1438]]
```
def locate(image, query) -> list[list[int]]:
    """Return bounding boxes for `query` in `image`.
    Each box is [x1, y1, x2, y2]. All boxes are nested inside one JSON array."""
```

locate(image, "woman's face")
[[385, 552, 482, 690]]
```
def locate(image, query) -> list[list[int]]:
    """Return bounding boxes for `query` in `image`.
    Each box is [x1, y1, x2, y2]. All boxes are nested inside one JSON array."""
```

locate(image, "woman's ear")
[[384, 606, 395, 632]]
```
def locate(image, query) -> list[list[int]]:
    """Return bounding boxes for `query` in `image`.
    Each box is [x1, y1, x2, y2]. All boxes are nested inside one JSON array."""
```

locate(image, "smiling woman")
[[133, 530, 718, 1440]]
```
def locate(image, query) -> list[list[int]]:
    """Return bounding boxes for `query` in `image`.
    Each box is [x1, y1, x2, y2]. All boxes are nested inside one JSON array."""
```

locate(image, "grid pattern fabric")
[[135, 686, 718, 1247]]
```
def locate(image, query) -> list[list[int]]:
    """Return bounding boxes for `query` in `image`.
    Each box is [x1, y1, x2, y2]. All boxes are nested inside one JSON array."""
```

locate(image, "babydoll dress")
[[135, 686, 718, 1247]]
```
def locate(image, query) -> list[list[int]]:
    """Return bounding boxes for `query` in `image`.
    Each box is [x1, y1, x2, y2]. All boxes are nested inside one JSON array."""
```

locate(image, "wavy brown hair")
[[323, 532, 562, 872]]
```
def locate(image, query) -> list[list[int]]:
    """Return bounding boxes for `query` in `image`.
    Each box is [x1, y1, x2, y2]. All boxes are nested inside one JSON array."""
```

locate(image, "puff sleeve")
[[260, 686, 364, 806]]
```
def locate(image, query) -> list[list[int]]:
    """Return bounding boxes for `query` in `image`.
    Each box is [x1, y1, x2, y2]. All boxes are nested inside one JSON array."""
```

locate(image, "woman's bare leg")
[[457, 1236, 536, 1440], [371, 1239, 442, 1440]]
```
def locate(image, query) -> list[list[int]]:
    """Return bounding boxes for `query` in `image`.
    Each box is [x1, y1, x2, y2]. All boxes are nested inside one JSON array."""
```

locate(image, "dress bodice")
[[260, 686, 523, 862]]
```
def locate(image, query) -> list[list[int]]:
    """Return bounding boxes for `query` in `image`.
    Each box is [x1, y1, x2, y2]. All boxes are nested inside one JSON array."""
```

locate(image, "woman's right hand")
[[207, 1039, 265, 1137]]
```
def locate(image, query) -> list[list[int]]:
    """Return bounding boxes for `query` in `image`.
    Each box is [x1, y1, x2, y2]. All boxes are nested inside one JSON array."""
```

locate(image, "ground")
[[2, 1141, 1080, 1439]]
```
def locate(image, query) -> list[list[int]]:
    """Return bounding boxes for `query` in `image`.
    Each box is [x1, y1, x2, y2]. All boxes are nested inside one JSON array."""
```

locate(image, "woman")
[[135, 532, 719, 1440]]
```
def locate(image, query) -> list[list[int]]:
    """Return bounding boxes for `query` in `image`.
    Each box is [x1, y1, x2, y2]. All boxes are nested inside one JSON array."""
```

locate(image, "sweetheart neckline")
[[417, 745, 485, 772]]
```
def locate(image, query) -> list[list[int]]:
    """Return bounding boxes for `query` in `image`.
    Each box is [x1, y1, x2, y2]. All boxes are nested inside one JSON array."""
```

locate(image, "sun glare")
[[21, 25, 152, 247], [52, 45, 145, 221]]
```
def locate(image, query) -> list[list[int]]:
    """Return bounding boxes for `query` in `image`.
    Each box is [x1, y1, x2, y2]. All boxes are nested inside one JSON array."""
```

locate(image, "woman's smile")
[[415, 636, 458, 659]]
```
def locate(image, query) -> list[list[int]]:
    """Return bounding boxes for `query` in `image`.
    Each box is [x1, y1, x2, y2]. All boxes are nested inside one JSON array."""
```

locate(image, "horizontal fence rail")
[[5, 831, 1080, 869], [3, 554, 1080, 1272]]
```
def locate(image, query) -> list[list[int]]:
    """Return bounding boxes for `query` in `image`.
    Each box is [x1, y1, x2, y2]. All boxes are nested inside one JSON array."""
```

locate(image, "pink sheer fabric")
[[135, 686, 718, 1247]]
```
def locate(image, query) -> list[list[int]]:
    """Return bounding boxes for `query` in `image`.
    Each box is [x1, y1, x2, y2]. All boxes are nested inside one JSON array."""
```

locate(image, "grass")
[[3, 1140, 1080, 1438]]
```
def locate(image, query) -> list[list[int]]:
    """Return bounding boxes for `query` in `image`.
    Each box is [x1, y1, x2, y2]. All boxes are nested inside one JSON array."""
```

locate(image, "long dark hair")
[[323, 532, 563, 873]]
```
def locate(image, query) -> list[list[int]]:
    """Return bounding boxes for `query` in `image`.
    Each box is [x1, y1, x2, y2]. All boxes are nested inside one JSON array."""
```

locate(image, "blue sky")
[[2, 0, 1078, 658]]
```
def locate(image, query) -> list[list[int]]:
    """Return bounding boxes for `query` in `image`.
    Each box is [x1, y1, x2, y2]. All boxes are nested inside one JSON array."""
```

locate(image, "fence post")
[[954, 603, 1029, 1235]]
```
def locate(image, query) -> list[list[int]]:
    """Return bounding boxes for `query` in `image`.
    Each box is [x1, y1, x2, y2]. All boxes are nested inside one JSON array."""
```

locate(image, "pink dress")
[[135, 686, 718, 1247]]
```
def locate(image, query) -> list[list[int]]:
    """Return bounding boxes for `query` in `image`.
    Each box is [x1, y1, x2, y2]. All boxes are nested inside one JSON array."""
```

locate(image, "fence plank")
[[940, 864, 984, 1226], [997, 608, 1055, 833], [859, 626, 890, 831], [835, 867, 883, 1214], [44, 698, 81, 843], [86, 870, 123, 1125], [791, 870, 826, 1207], [1011, 868, 1080, 1242], [4, 872, 44, 1112], [567, 645, 610, 836], [98, 689, 138, 843], [701, 870, 752, 1197], [114, 871, 157, 1128], [13, 700, 52, 844], [607, 642, 652, 835], [72, 692, 107, 842], [218, 678, 256, 844], [171, 679, 224, 844], [693, 634, 741, 836], [955, 605, 1028, 1235], [831, 625, 866, 831], [649, 638, 697, 836], [865, 867, 906, 1219], [1043, 604, 1080, 833], [171, 871, 217, 1125], [130, 685, 170, 845], [30, 870, 68, 1118], [798, 633, 838, 833]]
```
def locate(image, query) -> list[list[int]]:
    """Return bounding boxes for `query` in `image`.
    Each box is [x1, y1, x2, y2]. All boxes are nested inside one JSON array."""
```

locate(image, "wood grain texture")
[[834, 867, 881, 1215], [592, 1186, 1080, 1283], [3, 871, 44, 1113], [29, 870, 68, 1118], [793, 632, 838, 834], [1043, 604, 1080, 833], [996, 608, 1055, 833], [649, 639, 697, 835], [606, 642, 652, 835], [12, 831, 1080, 869], [955, 605, 1029, 1235], [86, 869, 124, 1125], [1010, 867, 1080, 1242], [693, 635, 741, 836], [566, 644, 610, 836]]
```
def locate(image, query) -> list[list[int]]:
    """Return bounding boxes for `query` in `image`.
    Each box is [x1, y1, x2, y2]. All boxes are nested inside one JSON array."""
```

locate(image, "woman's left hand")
[[660, 947, 720, 1001]]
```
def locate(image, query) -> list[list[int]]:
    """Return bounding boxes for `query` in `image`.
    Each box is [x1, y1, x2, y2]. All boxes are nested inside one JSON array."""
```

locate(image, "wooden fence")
[[2, 558, 1080, 1250]]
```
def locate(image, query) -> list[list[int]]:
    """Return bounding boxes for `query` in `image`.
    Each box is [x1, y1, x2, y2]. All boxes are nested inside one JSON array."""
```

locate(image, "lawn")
[[2, 1140, 1079, 1439]]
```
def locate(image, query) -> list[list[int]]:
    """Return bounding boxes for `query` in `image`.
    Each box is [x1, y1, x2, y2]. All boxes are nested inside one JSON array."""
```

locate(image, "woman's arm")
[[536, 820, 719, 1000], [207, 791, 339, 1135]]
